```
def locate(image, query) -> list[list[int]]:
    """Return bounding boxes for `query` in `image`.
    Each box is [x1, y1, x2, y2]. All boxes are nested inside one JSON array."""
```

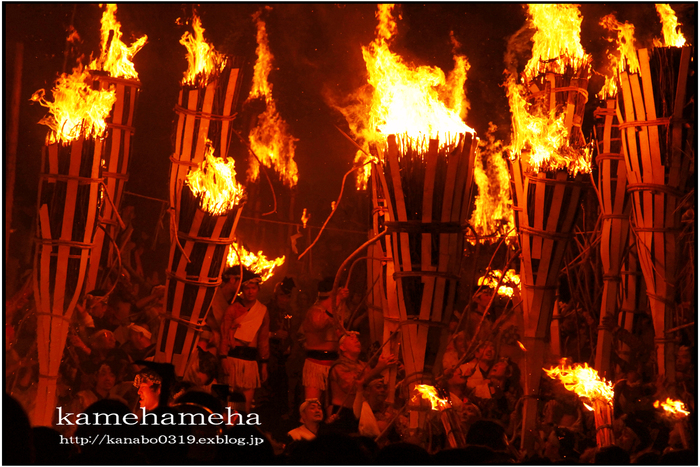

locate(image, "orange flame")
[[413, 384, 450, 411], [524, 4, 588, 79], [469, 123, 516, 241], [654, 4, 686, 47], [517, 341, 528, 352], [508, 4, 592, 176], [179, 12, 227, 86], [506, 74, 592, 175], [88, 4, 147, 80], [185, 142, 245, 215], [335, 4, 474, 189], [599, 13, 640, 92], [301, 208, 310, 229], [544, 359, 614, 403], [226, 241, 285, 282], [245, 8, 299, 188], [654, 398, 690, 418], [31, 63, 116, 144], [477, 269, 521, 298]]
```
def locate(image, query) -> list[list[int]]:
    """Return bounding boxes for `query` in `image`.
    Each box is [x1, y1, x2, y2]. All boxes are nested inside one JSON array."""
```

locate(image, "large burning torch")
[[506, 4, 593, 454], [158, 12, 247, 376], [30, 59, 117, 425], [335, 4, 478, 435], [545, 359, 615, 447], [614, 4, 694, 384], [156, 144, 245, 375], [85, 4, 148, 291]]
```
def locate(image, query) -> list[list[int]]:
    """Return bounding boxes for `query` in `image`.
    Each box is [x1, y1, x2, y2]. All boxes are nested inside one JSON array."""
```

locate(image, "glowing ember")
[[245, 8, 299, 188], [523, 4, 588, 80], [583, 402, 594, 412], [185, 142, 245, 215], [335, 4, 474, 189], [517, 341, 528, 352], [413, 384, 450, 411], [477, 269, 521, 298], [179, 12, 227, 86], [654, 4, 686, 47], [301, 208, 310, 229], [226, 241, 285, 282], [31, 63, 117, 144], [469, 124, 516, 241], [88, 4, 147, 80], [654, 398, 690, 418], [545, 359, 614, 403]]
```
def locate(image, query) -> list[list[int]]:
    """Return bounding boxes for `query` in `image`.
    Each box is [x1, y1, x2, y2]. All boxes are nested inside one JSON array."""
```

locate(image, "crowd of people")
[[4, 257, 697, 464]]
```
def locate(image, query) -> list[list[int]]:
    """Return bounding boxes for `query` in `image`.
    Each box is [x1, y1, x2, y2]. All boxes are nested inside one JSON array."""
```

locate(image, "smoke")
[[503, 17, 533, 79]]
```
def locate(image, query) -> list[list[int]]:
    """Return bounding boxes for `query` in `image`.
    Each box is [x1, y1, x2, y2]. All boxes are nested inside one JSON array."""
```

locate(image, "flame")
[[179, 12, 227, 86], [226, 241, 285, 282], [506, 74, 592, 176], [654, 4, 686, 47], [334, 4, 474, 189], [477, 269, 521, 298], [507, 4, 592, 176], [654, 398, 690, 418], [600, 14, 640, 77], [583, 402, 594, 411], [523, 4, 588, 80], [544, 359, 614, 403], [517, 341, 528, 352], [413, 384, 450, 411], [88, 4, 147, 80], [469, 123, 516, 241], [301, 208, 310, 229], [185, 142, 245, 215], [31, 63, 117, 144], [245, 9, 299, 188]]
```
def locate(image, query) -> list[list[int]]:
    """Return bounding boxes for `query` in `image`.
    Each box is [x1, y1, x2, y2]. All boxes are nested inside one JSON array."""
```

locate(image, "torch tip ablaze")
[[226, 242, 285, 283], [179, 11, 227, 87], [654, 398, 690, 418], [185, 142, 245, 216], [31, 63, 117, 145], [88, 3, 147, 81], [655, 4, 687, 48], [413, 384, 451, 411], [544, 359, 614, 403]]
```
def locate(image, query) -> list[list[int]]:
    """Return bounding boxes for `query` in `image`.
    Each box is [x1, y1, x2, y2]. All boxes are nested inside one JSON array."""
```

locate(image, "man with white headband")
[[301, 277, 349, 401], [219, 267, 270, 413], [287, 398, 324, 442]]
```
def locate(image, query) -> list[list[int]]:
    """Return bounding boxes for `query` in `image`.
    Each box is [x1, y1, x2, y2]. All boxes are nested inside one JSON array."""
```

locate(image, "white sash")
[[233, 300, 267, 344]]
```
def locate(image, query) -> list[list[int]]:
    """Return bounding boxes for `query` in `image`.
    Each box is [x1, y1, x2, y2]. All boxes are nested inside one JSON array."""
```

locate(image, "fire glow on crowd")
[[5, 3, 696, 465]]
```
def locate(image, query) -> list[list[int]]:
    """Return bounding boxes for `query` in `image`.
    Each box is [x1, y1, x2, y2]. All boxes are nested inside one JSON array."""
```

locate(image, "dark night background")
[[4, 3, 696, 295]]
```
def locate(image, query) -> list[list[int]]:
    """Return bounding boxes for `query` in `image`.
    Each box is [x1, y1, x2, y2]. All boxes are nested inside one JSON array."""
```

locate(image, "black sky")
[[4, 3, 696, 272]]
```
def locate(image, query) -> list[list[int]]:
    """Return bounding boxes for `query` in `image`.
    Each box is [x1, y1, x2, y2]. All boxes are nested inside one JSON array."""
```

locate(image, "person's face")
[[94, 330, 116, 350], [138, 381, 160, 411], [89, 300, 107, 318], [302, 402, 324, 424], [617, 427, 639, 453], [366, 379, 388, 402], [241, 282, 260, 302], [476, 342, 495, 362], [342, 334, 362, 354], [453, 333, 466, 353], [96, 364, 116, 392], [488, 361, 508, 379]]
